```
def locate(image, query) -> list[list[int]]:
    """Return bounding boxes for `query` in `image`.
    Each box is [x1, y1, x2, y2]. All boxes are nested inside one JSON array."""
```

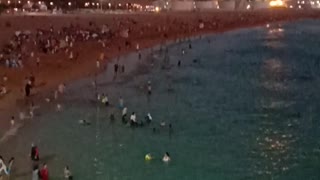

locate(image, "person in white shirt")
[[101, 94, 109, 106], [130, 112, 137, 126], [0, 156, 9, 175], [145, 113, 152, 124], [162, 152, 171, 163]]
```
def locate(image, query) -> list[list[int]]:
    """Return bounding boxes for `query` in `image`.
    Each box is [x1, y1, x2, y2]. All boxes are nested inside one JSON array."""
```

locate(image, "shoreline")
[[0, 10, 320, 139]]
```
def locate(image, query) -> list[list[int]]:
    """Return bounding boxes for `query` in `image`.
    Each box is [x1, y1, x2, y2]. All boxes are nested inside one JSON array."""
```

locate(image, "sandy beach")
[[0, 9, 320, 179]]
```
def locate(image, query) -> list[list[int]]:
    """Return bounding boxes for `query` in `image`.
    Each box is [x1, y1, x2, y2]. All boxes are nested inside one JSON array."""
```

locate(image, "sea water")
[[1, 20, 320, 180]]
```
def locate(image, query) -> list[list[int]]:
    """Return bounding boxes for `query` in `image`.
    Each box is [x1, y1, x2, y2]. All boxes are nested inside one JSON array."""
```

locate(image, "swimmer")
[[162, 152, 171, 163], [79, 119, 91, 126], [145, 153, 153, 161], [160, 121, 166, 127]]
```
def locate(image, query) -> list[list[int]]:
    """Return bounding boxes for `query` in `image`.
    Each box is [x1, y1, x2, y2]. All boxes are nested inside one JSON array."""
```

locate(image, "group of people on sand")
[[30, 143, 73, 180]]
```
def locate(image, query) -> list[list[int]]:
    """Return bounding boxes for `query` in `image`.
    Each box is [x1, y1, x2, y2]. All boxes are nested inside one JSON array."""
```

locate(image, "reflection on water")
[[251, 24, 306, 178], [263, 25, 286, 49]]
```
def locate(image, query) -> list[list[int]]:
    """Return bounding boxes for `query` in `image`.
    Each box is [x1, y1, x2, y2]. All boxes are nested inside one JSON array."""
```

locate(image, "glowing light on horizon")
[[68, 2, 71, 6], [269, 0, 285, 7], [7, 0, 11, 4], [50, 1, 53, 5]]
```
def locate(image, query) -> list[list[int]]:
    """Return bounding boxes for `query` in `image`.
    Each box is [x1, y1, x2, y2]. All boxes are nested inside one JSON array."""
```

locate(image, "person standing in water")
[[147, 81, 152, 96], [6, 157, 14, 177], [40, 163, 49, 180], [122, 107, 128, 124], [64, 166, 73, 180], [177, 60, 181, 67], [119, 96, 124, 109], [30, 144, 39, 162], [145, 113, 152, 124], [32, 165, 40, 180], [130, 112, 137, 126], [162, 152, 171, 162]]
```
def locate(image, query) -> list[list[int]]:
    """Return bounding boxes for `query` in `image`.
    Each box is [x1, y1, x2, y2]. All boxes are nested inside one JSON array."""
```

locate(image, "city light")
[[68, 2, 71, 6], [18, 0, 21, 3], [50, 1, 53, 5], [269, 0, 285, 7], [108, 3, 111, 7], [38, 1, 41, 5], [27, 0, 30, 4], [92, 2, 95, 5], [155, 6, 160, 12], [7, 0, 10, 4]]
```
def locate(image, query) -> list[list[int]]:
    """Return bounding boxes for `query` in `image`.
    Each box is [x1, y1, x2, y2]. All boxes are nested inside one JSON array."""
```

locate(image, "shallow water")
[[1, 20, 320, 180]]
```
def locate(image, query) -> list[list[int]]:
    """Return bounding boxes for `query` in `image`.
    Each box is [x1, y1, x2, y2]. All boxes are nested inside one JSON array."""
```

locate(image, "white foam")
[[0, 123, 23, 144]]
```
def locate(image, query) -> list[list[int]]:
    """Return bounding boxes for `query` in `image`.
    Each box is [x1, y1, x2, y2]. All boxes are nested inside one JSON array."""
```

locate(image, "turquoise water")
[[2, 20, 320, 180]]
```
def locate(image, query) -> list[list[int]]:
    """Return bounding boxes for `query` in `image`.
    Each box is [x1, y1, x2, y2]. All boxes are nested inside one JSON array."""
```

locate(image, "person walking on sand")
[[25, 80, 32, 97], [40, 163, 49, 180], [10, 116, 15, 127]]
